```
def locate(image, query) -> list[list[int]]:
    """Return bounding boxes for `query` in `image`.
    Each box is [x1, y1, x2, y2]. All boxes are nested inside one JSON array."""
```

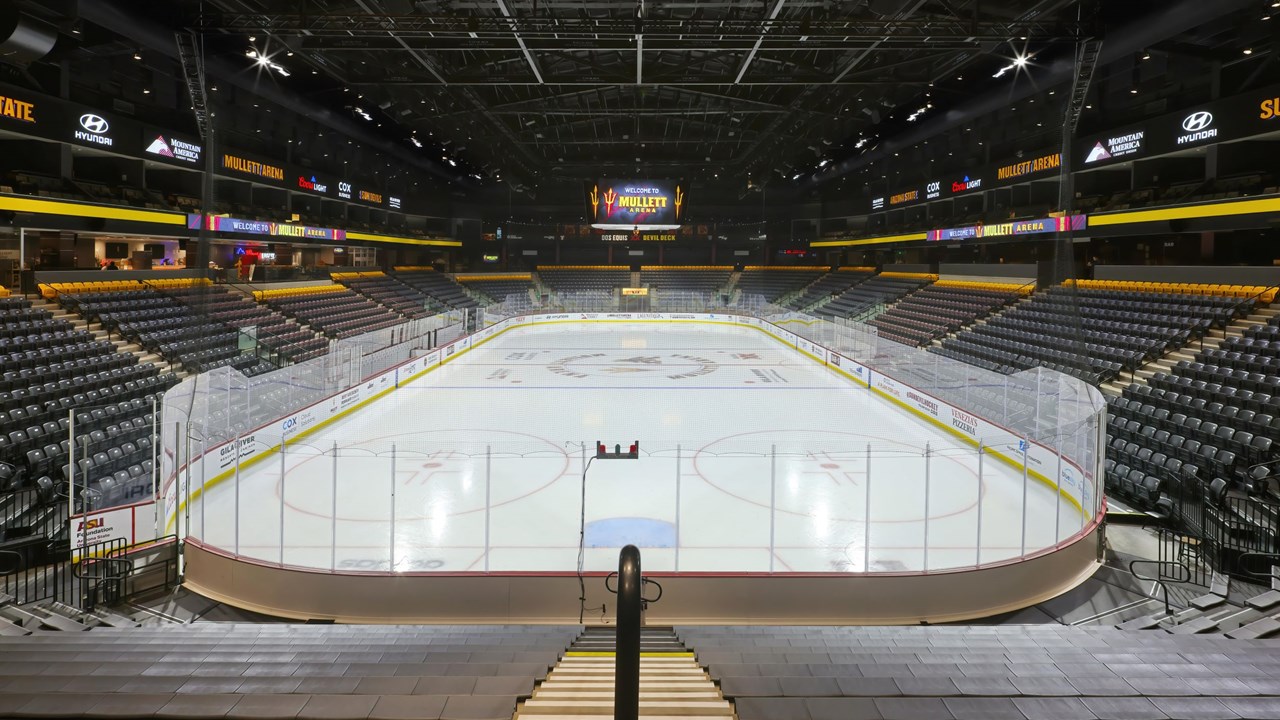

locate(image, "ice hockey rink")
[[185, 321, 1084, 574]]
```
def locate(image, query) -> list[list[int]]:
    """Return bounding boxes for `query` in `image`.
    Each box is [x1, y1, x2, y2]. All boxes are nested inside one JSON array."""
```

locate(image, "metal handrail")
[[1130, 558, 1192, 616], [1234, 552, 1280, 582], [614, 544, 641, 720]]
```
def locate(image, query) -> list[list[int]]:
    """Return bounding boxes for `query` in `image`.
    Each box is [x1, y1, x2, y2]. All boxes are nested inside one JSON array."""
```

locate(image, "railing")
[[1, 536, 125, 608], [614, 544, 641, 720], [1131, 556, 1192, 616]]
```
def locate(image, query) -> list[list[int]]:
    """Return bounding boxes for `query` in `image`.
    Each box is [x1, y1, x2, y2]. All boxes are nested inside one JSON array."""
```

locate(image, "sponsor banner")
[[872, 153, 1059, 211], [397, 356, 425, 385], [69, 505, 138, 559], [1078, 83, 1280, 167], [143, 129, 203, 167]]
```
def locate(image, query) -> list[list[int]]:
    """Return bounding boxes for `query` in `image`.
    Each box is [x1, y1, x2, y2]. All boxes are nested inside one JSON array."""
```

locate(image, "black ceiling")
[[186, 0, 1098, 186], [4, 0, 1274, 203]]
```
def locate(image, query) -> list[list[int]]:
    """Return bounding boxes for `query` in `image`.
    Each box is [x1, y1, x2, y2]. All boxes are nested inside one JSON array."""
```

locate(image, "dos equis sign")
[[589, 179, 685, 226]]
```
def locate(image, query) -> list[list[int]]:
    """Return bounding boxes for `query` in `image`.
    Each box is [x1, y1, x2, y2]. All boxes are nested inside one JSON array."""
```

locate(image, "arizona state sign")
[[0, 94, 36, 123]]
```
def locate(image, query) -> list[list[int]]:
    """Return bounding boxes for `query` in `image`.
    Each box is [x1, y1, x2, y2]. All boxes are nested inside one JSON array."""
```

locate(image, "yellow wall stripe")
[[346, 231, 461, 247], [811, 232, 929, 248], [0, 194, 187, 226], [1089, 197, 1280, 227]]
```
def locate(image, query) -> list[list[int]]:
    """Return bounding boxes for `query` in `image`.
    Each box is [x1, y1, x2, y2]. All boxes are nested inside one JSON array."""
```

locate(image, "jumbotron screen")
[[588, 179, 686, 230]]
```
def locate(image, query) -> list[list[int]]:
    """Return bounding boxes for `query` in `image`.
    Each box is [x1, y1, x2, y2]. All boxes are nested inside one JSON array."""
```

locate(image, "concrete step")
[[518, 699, 732, 715]]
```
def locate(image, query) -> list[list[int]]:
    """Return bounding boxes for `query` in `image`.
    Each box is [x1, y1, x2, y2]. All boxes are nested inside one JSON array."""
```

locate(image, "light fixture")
[[1141, 51, 1151, 60], [1130, 88, 1138, 94], [249, 35, 257, 41], [1244, 48, 1254, 55], [142, 88, 151, 94], [133, 51, 141, 60]]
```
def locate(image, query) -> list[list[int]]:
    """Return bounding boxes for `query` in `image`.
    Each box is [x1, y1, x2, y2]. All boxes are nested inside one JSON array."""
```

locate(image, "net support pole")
[[1021, 439, 1029, 558], [976, 441, 984, 567], [279, 439, 287, 566], [1055, 448, 1064, 544], [331, 441, 338, 572], [769, 444, 777, 573], [151, 396, 159, 540], [484, 445, 492, 573], [390, 443, 397, 572], [234, 432, 241, 558], [69, 409, 77, 555], [184, 428, 192, 540], [675, 444, 682, 573], [864, 443, 871, 572], [923, 442, 931, 572], [200, 431, 207, 540]]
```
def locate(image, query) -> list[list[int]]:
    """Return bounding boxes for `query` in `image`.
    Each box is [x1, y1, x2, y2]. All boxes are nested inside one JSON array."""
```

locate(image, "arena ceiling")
[[5, 0, 1269, 197], [183, 0, 1097, 186]]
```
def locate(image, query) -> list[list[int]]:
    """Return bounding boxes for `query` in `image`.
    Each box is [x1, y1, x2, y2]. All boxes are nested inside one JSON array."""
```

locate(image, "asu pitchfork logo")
[[590, 185, 619, 218]]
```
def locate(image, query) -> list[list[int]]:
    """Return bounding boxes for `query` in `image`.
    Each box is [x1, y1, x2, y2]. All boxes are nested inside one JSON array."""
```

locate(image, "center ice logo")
[[548, 353, 718, 380]]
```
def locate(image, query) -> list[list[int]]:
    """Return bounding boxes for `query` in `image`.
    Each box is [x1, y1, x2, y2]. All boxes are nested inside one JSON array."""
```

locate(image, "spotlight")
[[133, 51, 141, 60]]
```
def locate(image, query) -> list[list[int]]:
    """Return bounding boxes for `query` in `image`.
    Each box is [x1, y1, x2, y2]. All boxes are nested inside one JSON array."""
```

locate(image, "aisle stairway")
[[516, 626, 732, 719]]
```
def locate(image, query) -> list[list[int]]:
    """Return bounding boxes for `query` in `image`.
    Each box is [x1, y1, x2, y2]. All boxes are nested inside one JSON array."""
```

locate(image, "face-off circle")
[[277, 429, 570, 523], [692, 429, 983, 523]]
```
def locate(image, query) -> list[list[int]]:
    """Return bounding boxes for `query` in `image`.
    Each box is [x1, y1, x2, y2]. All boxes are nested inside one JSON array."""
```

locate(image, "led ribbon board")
[[927, 215, 1086, 241], [201, 214, 347, 241]]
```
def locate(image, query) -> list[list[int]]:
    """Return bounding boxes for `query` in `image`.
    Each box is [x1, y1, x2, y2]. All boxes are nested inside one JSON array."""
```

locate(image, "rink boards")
[[158, 311, 1098, 542]]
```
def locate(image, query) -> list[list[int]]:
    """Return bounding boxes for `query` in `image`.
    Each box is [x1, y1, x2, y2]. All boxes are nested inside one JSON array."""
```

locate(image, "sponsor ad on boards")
[[71, 507, 133, 556]]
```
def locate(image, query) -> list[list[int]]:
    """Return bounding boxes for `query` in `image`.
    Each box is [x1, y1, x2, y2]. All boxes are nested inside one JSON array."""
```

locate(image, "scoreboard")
[[589, 179, 686, 229]]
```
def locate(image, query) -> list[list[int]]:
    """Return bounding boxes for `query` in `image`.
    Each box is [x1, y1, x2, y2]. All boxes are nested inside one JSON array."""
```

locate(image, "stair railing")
[[603, 544, 663, 720], [613, 544, 641, 720]]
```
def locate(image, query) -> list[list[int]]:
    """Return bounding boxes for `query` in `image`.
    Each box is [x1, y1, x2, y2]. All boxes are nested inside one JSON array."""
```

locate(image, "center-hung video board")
[[588, 179, 686, 228]]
